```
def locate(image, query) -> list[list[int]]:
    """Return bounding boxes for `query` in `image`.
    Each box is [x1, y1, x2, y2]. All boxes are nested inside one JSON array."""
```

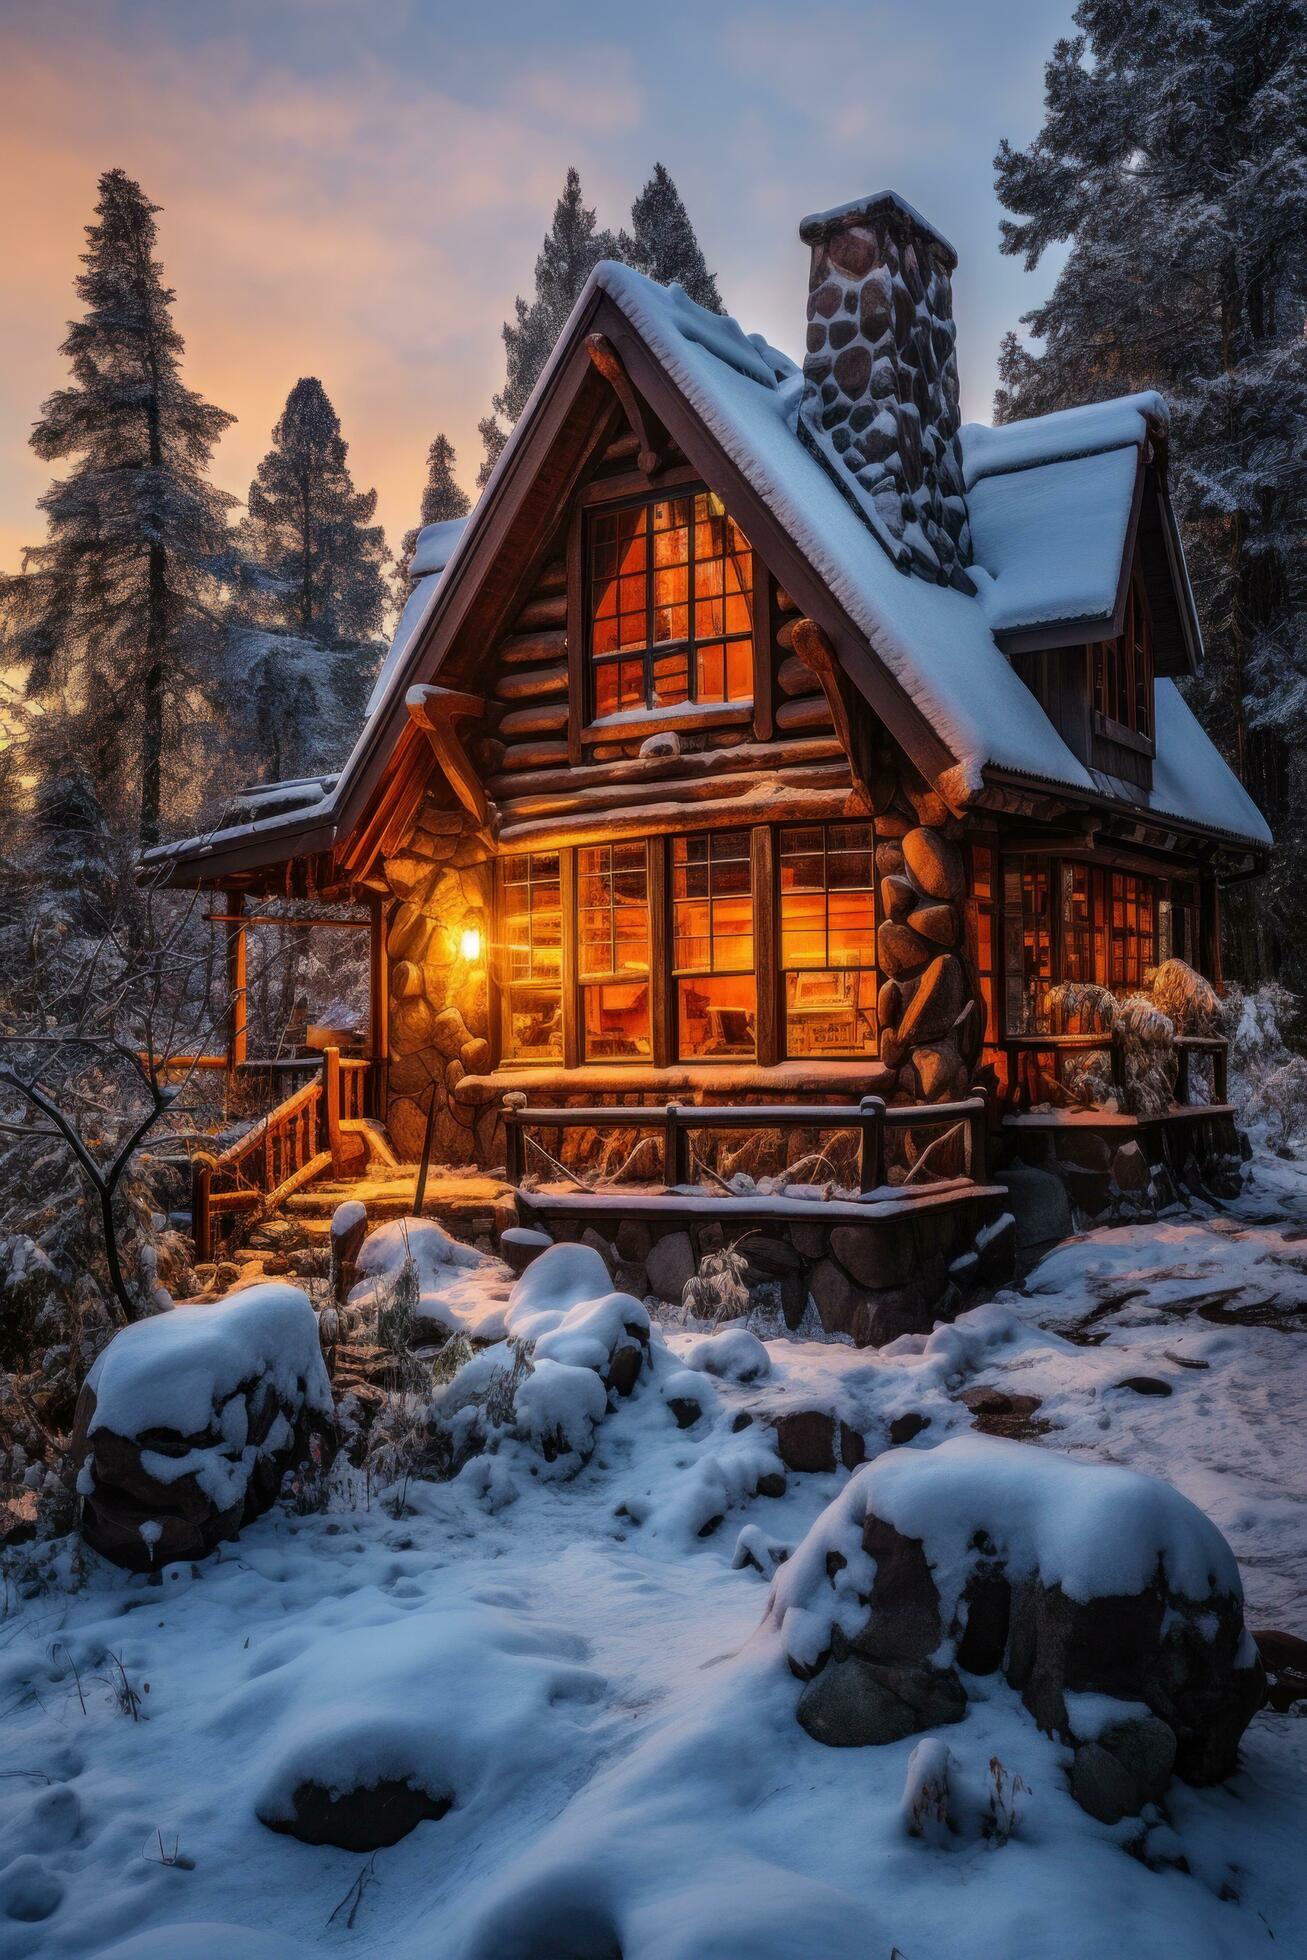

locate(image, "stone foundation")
[[1001, 1106, 1245, 1246], [515, 1187, 1011, 1347]]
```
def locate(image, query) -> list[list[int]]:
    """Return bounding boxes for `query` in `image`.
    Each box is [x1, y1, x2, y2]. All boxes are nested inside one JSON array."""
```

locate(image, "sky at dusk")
[[0, 0, 1078, 579]]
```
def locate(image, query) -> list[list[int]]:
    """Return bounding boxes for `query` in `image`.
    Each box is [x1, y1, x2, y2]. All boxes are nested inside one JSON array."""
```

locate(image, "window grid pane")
[[779, 821, 877, 1058], [588, 491, 753, 715], [503, 852, 563, 1061]]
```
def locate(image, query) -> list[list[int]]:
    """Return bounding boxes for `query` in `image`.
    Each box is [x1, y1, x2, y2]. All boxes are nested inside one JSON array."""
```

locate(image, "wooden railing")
[[190, 1047, 371, 1260], [1003, 1031, 1229, 1110], [502, 1095, 988, 1196]]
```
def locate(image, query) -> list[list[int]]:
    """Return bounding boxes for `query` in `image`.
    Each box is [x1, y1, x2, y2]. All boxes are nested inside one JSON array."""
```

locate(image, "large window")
[[578, 842, 651, 1059], [1092, 576, 1154, 744], [588, 491, 753, 718], [1005, 856, 1161, 1033], [672, 830, 755, 1059], [779, 823, 877, 1057], [503, 852, 563, 1061]]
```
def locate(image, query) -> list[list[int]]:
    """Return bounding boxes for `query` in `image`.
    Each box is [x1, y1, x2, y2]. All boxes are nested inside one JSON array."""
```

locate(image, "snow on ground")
[[3, 1150, 1307, 1956]]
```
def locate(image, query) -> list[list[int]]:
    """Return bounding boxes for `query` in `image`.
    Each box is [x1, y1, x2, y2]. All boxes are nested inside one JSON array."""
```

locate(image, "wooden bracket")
[[790, 617, 876, 813], [405, 684, 495, 841], [585, 332, 665, 477]]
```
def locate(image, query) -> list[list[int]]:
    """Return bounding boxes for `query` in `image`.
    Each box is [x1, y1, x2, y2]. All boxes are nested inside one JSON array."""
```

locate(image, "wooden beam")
[[585, 331, 665, 476], [405, 684, 492, 832], [790, 617, 873, 811]]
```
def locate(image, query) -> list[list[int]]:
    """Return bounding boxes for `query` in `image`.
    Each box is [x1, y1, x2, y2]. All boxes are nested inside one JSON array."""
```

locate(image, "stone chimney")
[[799, 191, 971, 586]]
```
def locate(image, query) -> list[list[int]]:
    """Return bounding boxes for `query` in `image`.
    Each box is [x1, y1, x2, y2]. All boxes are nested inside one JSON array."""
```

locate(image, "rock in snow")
[[72, 1285, 335, 1572], [770, 1433, 1263, 1801]]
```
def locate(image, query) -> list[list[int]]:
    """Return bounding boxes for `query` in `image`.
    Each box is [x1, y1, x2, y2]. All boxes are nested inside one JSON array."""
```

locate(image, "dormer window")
[[1091, 574, 1154, 747], [587, 490, 754, 719]]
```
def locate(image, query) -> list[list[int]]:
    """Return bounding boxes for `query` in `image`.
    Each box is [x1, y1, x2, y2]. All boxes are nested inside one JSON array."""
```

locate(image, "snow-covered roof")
[[145, 267, 1270, 874], [409, 515, 468, 580], [965, 446, 1138, 634]]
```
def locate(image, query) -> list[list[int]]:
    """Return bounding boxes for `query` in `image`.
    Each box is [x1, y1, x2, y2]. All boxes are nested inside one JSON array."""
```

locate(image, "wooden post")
[[368, 891, 389, 1121], [663, 1103, 683, 1187], [1175, 1043, 1190, 1108], [323, 1045, 343, 1175], [224, 892, 247, 1095], [751, 825, 778, 1067], [191, 1159, 212, 1262], [967, 1099, 986, 1182], [858, 1095, 886, 1193], [504, 1099, 524, 1186], [1214, 1041, 1229, 1105], [414, 1075, 439, 1215]]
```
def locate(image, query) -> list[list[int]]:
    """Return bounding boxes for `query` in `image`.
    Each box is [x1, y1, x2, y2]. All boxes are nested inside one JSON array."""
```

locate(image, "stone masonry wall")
[[382, 791, 497, 1169], [799, 192, 972, 586]]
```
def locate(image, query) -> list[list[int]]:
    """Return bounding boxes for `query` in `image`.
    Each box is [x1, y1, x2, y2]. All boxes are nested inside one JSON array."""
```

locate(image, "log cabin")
[[146, 191, 1271, 1330]]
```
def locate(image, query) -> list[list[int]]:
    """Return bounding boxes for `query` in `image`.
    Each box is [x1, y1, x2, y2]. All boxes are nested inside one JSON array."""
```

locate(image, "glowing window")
[[578, 841, 651, 1060], [778, 822, 877, 1058], [672, 829, 755, 1059], [502, 853, 562, 1061], [588, 491, 753, 718]]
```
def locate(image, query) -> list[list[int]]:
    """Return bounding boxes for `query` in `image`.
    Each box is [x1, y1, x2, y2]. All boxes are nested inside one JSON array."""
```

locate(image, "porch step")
[[283, 1169, 516, 1251]]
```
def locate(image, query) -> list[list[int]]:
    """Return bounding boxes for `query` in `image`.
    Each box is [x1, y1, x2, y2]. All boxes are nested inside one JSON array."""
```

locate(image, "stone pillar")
[[381, 792, 497, 1169], [873, 771, 980, 1105]]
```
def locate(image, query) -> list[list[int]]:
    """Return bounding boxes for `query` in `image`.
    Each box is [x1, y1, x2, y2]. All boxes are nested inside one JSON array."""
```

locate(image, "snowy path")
[[2, 1152, 1307, 1956]]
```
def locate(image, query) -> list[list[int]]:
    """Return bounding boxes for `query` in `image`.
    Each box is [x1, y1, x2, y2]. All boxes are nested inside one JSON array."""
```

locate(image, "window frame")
[[580, 483, 758, 728], [576, 838, 654, 1062], [776, 820, 878, 1061], [670, 827, 757, 1063], [499, 849, 566, 1065], [1091, 572, 1155, 754]]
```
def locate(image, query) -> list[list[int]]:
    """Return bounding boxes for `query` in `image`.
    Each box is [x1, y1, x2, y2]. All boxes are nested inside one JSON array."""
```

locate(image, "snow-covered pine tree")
[[993, 0, 1307, 994], [396, 432, 470, 585], [230, 377, 390, 781], [478, 167, 621, 485], [0, 170, 236, 848], [620, 162, 722, 312]]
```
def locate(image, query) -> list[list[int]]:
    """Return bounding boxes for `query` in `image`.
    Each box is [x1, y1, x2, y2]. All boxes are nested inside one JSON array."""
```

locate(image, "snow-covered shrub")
[[1148, 958, 1226, 1036], [681, 1240, 750, 1327]]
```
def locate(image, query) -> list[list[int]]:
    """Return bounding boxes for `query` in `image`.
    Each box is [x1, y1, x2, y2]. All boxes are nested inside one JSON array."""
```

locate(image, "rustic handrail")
[[501, 1094, 987, 1195], [190, 1044, 364, 1259], [1003, 1028, 1229, 1109]]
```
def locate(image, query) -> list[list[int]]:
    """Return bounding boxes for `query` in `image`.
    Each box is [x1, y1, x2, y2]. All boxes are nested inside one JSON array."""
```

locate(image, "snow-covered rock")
[[71, 1284, 335, 1571], [769, 1433, 1264, 1791], [352, 1216, 506, 1341]]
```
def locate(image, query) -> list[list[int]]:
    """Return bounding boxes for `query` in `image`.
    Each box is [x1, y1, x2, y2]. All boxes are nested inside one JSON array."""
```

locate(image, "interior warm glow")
[[459, 925, 482, 962]]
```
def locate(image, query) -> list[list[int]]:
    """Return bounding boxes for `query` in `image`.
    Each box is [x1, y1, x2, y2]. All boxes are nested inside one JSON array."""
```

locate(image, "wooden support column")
[[224, 891, 248, 1086], [368, 890, 390, 1121], [648, 835, 671, 1068], [561, 848, 580, 1070], [1199, 868, 1224, 990], [751, 825, 778, 1066], [323, 1045, 344, 1175]]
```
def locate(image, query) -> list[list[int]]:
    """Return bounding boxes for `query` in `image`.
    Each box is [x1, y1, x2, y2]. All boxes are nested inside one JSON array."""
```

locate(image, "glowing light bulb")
[[459, 925, 482, 962]]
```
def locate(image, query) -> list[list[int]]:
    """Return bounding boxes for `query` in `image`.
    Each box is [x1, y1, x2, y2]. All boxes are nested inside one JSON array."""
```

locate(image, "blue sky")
[[0, 0, 1076, 571]]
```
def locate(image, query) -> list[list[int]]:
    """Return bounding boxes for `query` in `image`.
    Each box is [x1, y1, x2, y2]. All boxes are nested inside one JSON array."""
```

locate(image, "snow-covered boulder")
[[769, 1434, 1263, 1802], [352, 1216, 505, 1341], [71, 1285, 335, 1571]]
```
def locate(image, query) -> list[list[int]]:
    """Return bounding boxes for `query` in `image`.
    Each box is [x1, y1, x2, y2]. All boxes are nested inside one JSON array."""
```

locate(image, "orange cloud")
[[0, 21, 645, 575]]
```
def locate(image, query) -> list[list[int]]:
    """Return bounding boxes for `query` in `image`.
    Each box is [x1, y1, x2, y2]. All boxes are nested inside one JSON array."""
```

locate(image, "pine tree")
[[241, 377, 388, 642], [478, 167, 621, 483], [620, 163, 722, 312], [397, 432, 470, 578], [0, 169, 236, 847], [993, 0, 1307, 993], [230, 378, 390, 781]]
